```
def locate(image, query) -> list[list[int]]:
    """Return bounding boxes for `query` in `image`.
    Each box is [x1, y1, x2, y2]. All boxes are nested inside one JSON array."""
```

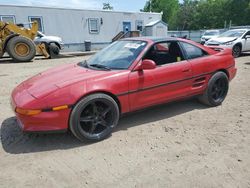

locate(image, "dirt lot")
[[0, 54, 250, 188]]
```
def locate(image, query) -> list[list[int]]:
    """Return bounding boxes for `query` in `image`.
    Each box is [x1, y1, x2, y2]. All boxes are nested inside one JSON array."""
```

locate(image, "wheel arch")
[[216, 69, 229, 78], [49, 41, 61, 49], [73, 90, 122, 114], [234, 42, 242, 49]]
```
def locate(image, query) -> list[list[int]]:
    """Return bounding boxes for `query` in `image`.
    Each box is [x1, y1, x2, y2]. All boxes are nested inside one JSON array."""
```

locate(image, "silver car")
[[200, 30, 220, 45], [34, 31, 64, 57], [205, 29, 250, 57]]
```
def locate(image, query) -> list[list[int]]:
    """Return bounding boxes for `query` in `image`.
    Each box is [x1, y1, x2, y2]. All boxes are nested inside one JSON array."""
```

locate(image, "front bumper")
[[201, 38, 209, 44], [205, 43, 234, 49], [14, 109, 70, 132], [11, 87, 70, 132], [59, 43, 65, 50]]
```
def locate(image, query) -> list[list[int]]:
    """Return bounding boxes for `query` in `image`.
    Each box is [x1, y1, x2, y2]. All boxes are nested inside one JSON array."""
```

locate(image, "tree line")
[[142, 0, 250, 30]]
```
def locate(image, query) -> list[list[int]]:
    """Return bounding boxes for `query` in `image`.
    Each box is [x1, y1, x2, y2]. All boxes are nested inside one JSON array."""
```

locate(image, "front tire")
[[69, 94, 120, 142], [6, 36, 36, 62], [48, 43, 60, 59], [232, 44, 241, 58], [199, 72, 229, 106]]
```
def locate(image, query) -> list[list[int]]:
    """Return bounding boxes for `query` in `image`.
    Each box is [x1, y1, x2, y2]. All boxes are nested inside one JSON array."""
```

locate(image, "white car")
[[205, 29, 250, 57], [34, 31, 64, 57], [201, 30, 220, 44]]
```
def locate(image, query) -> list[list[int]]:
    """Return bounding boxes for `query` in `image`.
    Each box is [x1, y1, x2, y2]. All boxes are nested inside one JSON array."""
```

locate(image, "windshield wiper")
[[89, 64, 111, 70]]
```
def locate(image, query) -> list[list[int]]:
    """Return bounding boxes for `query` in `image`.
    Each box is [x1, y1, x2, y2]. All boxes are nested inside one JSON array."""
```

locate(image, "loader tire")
[[6, 36, 36, 62]]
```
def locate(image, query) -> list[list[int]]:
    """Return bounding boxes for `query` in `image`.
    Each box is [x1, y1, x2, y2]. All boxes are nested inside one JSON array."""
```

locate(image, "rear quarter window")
[[181, 42, 208, 59]]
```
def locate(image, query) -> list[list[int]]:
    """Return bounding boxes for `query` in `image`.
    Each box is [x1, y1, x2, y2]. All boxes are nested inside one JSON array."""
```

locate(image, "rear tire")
[[69, 94, 120, 142], [198, 71, 229, 107], [6, 36, 36, 62], [232, 44, 241, 58]]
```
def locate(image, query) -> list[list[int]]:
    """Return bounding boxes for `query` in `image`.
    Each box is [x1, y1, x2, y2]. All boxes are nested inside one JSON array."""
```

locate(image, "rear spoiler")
[[206, 46, 232, 56], [206, 46, 225, 52]]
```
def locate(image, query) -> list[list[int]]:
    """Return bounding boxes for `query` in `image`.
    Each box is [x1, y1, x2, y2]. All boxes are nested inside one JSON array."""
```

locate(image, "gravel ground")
[[0, 54, 250, 188]]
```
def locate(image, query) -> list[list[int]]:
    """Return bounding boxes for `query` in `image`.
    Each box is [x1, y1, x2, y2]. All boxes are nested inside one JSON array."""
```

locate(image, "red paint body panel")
[[129, 60, 192, 110], [16, 110, 70, 132], [11, 37, 237, 132]]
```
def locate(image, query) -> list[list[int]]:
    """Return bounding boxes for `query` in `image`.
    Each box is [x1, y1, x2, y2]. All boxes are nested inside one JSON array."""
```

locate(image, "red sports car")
[[11, 37, 237, 141]]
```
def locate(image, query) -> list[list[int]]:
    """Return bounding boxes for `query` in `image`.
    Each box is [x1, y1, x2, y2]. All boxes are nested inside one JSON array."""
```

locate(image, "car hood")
[[22, 63, 123, 99], [208, 37, 237, 44]]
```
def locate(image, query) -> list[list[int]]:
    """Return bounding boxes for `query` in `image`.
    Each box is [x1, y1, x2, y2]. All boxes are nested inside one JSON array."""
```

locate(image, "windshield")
[[204, 31, 219, 36], [219, 30, 246, 38], [86, 40, 147, 70]]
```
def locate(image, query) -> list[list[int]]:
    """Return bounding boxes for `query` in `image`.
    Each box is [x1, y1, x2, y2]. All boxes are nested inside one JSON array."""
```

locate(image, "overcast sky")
[[0, 0, 150, 12]]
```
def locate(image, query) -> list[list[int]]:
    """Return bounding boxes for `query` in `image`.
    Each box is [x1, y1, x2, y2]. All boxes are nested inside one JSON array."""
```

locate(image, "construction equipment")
[[0, 21, 49, 62]]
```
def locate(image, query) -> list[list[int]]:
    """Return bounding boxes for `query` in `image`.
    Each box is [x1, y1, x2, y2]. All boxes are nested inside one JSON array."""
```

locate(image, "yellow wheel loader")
[[0, 21, 49, 62]]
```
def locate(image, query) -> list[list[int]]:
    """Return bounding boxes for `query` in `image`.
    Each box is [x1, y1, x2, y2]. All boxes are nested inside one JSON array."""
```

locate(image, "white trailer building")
[[0, 4, 167, 51]]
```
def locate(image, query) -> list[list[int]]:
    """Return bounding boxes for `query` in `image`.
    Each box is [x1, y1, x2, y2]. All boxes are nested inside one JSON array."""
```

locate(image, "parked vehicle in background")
[[0, 21, 50, 62], [200, 30, 220, 44], [205, 29, 250, 57], [34, 31, 64, 58]]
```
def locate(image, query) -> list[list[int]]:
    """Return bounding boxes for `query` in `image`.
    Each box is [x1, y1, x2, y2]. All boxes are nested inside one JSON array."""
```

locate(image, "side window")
[[244, 31, 250, 37], [143, 41, 184, 66], [88, 18, 99, 34], [29, 16, 44, 32], [181, 42, 207, 59], [1, 15, 15, 24], [135, 20, 143, 32]]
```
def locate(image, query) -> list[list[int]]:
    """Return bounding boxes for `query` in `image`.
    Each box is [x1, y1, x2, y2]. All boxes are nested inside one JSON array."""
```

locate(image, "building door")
[[123, 22, 131, 32]]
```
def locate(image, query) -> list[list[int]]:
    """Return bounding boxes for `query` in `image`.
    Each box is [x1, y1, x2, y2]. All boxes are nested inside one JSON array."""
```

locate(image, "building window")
[[0, 15, 15, 23], [136, 20, 143, 32], [28, 16, 44, 32], [88, 18, 99, 34]]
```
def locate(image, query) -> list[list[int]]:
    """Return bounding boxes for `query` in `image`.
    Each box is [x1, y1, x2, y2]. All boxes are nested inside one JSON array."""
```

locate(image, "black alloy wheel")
[[232, 45, 241, 58], [199, 71, 229, 106], [210, 77, 228, 102], [70, 94, 119, 142]]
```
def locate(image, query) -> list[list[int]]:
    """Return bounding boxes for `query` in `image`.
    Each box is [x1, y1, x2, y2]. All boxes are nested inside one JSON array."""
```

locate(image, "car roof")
[[121, 36, 206, 46], [122, 36, 182, 43], [121, 36, 216, 55], [228, 29, 249, 32]]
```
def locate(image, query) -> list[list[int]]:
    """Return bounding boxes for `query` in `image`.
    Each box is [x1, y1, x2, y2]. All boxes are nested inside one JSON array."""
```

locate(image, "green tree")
[[224, 0, 250, 26], [142, 0, 250, 30], [103, 3, 113, 10], [175, 0, 199, 30]]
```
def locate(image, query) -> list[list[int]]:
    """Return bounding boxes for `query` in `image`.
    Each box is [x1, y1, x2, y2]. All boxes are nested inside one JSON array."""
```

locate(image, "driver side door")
[[128, 41, 193, 111]]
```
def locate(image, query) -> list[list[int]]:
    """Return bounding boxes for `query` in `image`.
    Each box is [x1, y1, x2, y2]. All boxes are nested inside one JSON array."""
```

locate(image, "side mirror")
[[134, 59, 156, 71], [245, 35, 250, 39]]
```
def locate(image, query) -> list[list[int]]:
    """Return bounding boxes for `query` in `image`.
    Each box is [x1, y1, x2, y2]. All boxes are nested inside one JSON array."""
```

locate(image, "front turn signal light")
[[15, 108, 41, 116], [52, 105, 69, 111]]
